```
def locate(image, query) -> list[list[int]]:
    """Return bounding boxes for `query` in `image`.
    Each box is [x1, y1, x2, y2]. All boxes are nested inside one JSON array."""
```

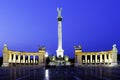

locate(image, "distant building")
[[2, 44, 45, 67], [74, 44, 118, 66]]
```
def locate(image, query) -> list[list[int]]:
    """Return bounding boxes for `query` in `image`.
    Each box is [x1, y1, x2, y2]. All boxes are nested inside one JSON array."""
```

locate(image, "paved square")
[[0, 66, 120, 80]]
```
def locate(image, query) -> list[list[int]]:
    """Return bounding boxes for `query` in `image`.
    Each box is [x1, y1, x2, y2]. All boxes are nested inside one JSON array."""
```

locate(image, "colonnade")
[[2, 44, 46, 67], [81, 53, 112, 64], [8, 53, 43, 64], [74, 44, 118, 66]]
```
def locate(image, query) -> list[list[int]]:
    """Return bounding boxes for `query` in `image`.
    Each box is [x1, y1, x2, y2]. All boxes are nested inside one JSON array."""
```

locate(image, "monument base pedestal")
[[48, 56, 71, 67], [75, 63, 82, 66], [110, 62, 118, 66], [2, 63, 9, 67], [56, 49, 64, 58]]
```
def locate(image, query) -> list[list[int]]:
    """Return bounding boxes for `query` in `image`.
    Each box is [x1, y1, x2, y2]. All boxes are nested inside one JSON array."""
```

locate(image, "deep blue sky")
[[0, 0, 120, 58]]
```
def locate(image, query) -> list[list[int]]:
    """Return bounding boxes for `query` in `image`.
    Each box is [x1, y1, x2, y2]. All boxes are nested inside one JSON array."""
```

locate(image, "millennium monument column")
[[56, 8, 64, 58]]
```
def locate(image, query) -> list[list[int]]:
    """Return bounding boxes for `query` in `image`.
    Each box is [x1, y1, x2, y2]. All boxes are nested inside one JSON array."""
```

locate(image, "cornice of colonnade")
[[75, 50, 112, 55], [7, 50, 45, 56], [7, 49, 38, 53]]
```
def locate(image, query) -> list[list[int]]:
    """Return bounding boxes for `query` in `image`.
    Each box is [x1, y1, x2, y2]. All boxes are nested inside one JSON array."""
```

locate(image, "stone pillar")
[[95, 55, 97, 63], [83, 60, 85, 63], [33, 55, 36, 63], [18, 54, 20, 63], [56, 8, 64, 58], [36, 60, 38, 63], [79, 55, 82, 64], [75, 55, 77, 63], [108, 54, 111, 63], [13, 54, 16, 63], [9, 53, 12, 63], [28, 55, 30, 63], [31, 60, 33, 63], [104, 54, 107, 63], [100, 54, 102, 63], [90, 55, 92, 63], [38, 56, 41, 63], [88, 60, 89, 63], [23, 55, 25, 63], [85, 55, 87, 63]]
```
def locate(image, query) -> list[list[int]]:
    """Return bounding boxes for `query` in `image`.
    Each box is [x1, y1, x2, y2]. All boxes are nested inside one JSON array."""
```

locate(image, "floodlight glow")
[[45, 69, 49, 80], [45, 52, 48, 58]]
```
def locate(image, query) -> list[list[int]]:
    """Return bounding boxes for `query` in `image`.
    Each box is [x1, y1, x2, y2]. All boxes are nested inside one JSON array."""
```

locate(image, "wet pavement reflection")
[[0, 66, 120, 80]]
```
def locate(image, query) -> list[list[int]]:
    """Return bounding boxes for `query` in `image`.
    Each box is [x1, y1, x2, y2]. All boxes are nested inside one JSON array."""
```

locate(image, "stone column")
[[36, 60, 38, 63], [79, 55, 82, 64], [31, 60, 33, 63], [90, 55, 92, 63], [100, 54, 102, 63], [33, 55, 36, 63], [23, 55, 25, 63], [13, 54, 16, 63], [95, 55, 97, 63], [108, 54, 111, 63], [75, 55, 77, 63], [38, 56, 41, 63], [104, 54, 107, 64], [56, 8, 64, 58], [28, 55, 30, 63], [85, 55, 87, 63], [9, 53, 12, 63], [18, 54, 20, 63]]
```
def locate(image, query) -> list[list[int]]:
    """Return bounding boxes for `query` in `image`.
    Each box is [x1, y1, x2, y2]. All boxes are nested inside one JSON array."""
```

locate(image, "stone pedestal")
[[111, 62, 118, 66], [2, 63, 9, 67]]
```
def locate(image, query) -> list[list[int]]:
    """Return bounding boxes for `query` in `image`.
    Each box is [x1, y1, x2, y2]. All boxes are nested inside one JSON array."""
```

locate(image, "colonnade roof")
[[5, 49, 45, 54], [8, 50, 38, 53], [82, 50, 112, 53], [75, 50, 112, 55]]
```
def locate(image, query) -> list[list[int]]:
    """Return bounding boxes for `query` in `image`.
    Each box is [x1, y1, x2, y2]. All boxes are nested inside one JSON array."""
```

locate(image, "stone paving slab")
[[0, 66, 120, 80]]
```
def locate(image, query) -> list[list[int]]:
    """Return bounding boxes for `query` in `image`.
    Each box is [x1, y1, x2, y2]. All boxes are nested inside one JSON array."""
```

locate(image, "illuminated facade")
[[2, 44, 45, 67], [74, 44, 118, 66]]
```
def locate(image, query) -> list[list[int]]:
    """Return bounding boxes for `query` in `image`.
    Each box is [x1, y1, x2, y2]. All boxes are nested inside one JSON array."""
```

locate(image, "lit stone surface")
[[2, 44, 45, 67], [56, 8, 64, 58], [74, 44, 118, 66]]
